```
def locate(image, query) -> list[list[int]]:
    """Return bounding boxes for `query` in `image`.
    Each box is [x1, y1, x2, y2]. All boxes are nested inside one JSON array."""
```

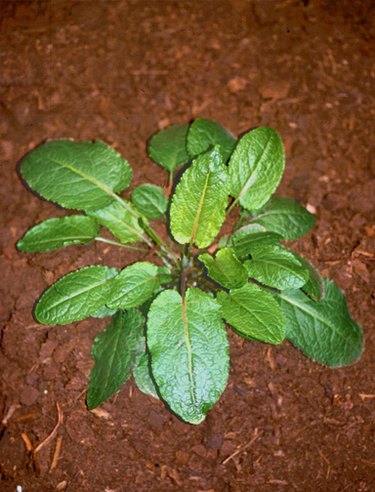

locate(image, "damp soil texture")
[[0, 1, 374, 491]]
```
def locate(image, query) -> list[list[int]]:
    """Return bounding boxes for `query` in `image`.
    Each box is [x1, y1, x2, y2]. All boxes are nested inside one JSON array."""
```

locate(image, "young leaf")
[[148, 124, 189, 173], [87, 310, 145, 409], [217, 284, 285, 345], [248, 197, 316, 240], [35, 266, 118, 325], [147, 288, 229, 425], [279, 280, 363, 367], [170, 147, 228, 248], [187, 118, 236, 162], [17, 215, 99, 253], [244, 245, 309, 290], [232, 224, 282, 258], [131, 184, 168, 219], [133, 352, 159, 399], [228, 127, 285, 210], [21, 140, 132, 212], [295, 255, 325, 301], [199, 248, 248, 289], [87, 200, 146, 244], [107, 262, 160, 310]]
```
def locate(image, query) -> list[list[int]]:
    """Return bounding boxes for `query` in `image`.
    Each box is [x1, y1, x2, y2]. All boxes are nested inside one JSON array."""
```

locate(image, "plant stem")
[[140, 219, 180, 267], [95, 237, 148, 252], [179, 245, 191, 297], [155, 250, 173, 270], [226, 196, 239, 215]]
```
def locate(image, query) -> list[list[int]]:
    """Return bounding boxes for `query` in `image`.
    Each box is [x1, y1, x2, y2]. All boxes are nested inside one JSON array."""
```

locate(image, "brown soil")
[[0, 0, 374, 491]]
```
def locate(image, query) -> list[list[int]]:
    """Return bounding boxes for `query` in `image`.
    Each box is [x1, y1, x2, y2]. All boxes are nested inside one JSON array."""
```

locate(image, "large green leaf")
[[133, 352, 159, 399], [228, 127, 285, 211], [21, 140, 132, 212], [187, 118, 236, 162], [231, 224, 282, 258], [217, 284, 285, 344], [87, 310, 145, 409], [148, 124, 189, 173], [87, 200, 146, 244], [131, 184, 168, 219], [107, 262, 160, 310], [279, 280, 363, 367], [199, 248, 248, 289], [244, 245, 309, 290], [249, 197, 316, 240], [35, 266, 118, 325], [170, 147, 228, 248], [17, 215, 99, 253], [147, 288, 229, 424]]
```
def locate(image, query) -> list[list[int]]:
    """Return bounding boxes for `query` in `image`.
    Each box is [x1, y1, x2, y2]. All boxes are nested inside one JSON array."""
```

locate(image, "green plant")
[[17, 118, 364, 424]]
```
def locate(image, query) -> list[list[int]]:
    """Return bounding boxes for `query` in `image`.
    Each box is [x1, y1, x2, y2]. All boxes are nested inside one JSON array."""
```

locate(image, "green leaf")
[[87, 200, 146, 244], [35, 266, 118, 325], [17, 215, 99, 253], [148, 124, 189, 173], [296, 255, 325, 301], [231, 224, 283, 258], [170, 147, 228, 248], [107, 262, 160, 310], [87, 310, 145, 409], [279, 280, 363, 367], [147, 288, 229, 424], [249, 197, 316, 240], [133, 352, 159, 399], [21, 140, 132, 212], [131, 184, 168, 219], [187, 118, 236, 161], [244, 245, 309, 290], [217, 284, 285, 344], [228, 127, 285, 211], [199, 248, 248, 289]]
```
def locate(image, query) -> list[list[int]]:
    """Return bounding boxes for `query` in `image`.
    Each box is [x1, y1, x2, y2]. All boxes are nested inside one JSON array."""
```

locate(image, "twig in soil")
[[358, 393, 375, 400], [50, 435, 63, 472], [33, 401, 63, 470], [2, 403, 20, 425], [222, 428, 261, 465], [21, 432, 33, 452], [266, 347, 276, 370]]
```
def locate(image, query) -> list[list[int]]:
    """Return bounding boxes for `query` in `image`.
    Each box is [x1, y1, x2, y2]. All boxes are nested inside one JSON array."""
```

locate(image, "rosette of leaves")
[[17, 119, 364, 425]]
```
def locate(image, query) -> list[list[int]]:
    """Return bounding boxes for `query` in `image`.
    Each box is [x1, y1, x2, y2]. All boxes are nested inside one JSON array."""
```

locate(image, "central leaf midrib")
[[181, 299, 196, 404], [249, 257, 305, 279], [27, 234, 94, 245], [251, 209, 305, 220], [45, 274, 112, 311], [190, 171, 211, 245], [280, 293, 346, 341], [44, 155, 118, 201]]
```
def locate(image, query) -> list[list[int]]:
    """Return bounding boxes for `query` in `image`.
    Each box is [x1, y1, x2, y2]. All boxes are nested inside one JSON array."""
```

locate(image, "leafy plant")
[[17, 118, 364, 424]]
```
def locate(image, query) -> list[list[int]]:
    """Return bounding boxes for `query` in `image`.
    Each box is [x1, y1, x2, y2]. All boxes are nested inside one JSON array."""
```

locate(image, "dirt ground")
[[0, 0, 374, 490]]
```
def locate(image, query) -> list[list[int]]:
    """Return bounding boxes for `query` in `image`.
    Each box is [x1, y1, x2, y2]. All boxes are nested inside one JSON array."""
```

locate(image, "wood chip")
[[359, 393, 375, 400]]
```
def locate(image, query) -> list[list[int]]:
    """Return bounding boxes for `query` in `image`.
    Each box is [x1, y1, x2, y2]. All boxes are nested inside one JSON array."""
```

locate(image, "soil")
[[0, 0, 374, 491]]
